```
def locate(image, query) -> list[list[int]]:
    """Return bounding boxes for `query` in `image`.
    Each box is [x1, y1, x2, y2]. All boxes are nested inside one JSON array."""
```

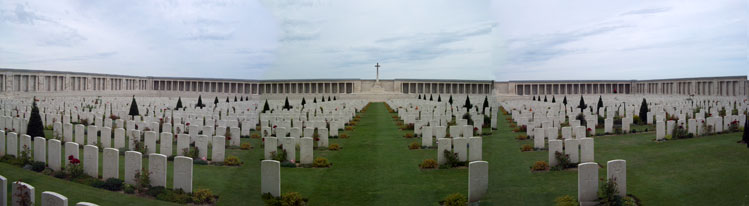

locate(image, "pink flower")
[[290, 159, 295, 164], [201, 157, 207, 161]]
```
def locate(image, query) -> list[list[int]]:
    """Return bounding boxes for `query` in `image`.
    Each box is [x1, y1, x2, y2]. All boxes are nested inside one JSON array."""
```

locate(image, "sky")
[[0, 0, 747, 81]]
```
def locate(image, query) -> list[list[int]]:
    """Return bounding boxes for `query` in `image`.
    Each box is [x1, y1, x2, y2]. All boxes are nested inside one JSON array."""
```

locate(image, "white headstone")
[[578, 162, 598, 206], [437, 138, 451, 165], [48, 139, 62, 171], [149, 153, 167, 187], [468, 137, 482, 161], [300, 137, 314, 165], [103, 148, 119, 180], [174, 156, 193, 193], [12, 181, 35, 206], [83, 145, 99, 178], [41, 191, 68, 206], [211, 136, 225, 162], [468, 161, 488, 203], [261, 160, 281, 197], [607, 159, 627, 197], [124, 151, 142, 185], [580, 138, 594, 163]]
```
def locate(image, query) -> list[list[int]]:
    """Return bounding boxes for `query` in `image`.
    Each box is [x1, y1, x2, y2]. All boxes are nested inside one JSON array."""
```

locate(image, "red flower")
[[473, 127, 478, 131], [186, 122, 190, 126], [68, 155, 74, 160], [273, 125, 277, 129], [586, 128, 592, 132], [314, 137, 320, 141]]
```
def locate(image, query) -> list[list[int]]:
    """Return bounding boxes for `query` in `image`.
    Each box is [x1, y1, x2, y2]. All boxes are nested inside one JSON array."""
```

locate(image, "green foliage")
[[639, 98, 648, 125], [554, 195, 578, 206], [531, 161, 549, 171], [463, 95, 472, 110], [262, 192, 309, 206], [263, 99, 271, 113], [578, 96, 587, 112], [743, 115, 749, 145], [196, 95, 205, 108], [283, 97, 293, 110], [440, 193, 467, 206], [442, 150, 460, 168], [102, 178, 123, 191], [128, 96, 139, 117], [156, 188, 192, 204], [31, 161, 46, 172], [599, 178, 622, 206], [66, 163, 84, 178], [27, 100, 45, 138], [419, 159, 438, 169], [147, 186, 166, 197], [135, 169, 151, 192], [271, 150, 288, 162], [192, 188, 216, 204], [226, 155, 242, 166], [551, 152, 574, 171], [123, 184, 135, 194], [312, 157, 331, 167], [175, 97, 183, 109]]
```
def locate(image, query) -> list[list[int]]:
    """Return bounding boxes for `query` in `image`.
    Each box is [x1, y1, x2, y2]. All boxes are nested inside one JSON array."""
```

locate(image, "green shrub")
[[103, 178, 123, 191], [272, 150, 288, 162], [312, 157, 331, 167], [551, 152, 574, 171], [554, 195, 578, 206], [281, 192, 307, 206], [192, 188, 216, 204], [135, 169, 151, 192], [531, 161, 549, 171], [225, 156, 242, 166], [52, 170, 66, 178], [193, 158, 208, 165], [419, 159, 438, 169], [31, 161, 46, 172], [281, 161, 297, 168], [440, 193, 467, 206], [240, 143, 252, 150], [157, 189, 192, 204], [520, 144, 533, 152], [598, 178, 622, 206], [90, 179, 106, 188], [147, 186, 166, 197], [123, 184, 135, 194], [408, 142, 420, 149]]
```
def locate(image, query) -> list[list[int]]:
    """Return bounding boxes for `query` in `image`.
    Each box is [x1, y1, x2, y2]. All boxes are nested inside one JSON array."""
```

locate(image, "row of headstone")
[[578, 160, 627, 206], [548, 138, 594, 167], [436, 137, 482, 164], [0, 175, 100, 206]]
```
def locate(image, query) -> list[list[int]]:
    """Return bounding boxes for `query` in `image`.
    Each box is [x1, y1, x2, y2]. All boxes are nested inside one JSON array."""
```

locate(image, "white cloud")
[[0, 0, 745, 81]]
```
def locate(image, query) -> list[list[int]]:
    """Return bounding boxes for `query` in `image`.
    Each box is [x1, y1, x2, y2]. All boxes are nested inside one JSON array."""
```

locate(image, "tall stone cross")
[[375, 62, 381, 84]]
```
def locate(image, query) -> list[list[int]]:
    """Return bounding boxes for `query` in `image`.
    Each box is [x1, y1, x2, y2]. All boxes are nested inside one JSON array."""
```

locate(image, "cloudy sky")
[[0, 0, 746, 81]]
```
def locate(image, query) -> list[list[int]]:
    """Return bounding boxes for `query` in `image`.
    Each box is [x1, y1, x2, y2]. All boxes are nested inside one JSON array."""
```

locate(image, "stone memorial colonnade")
[[0, 68, 746, 97]]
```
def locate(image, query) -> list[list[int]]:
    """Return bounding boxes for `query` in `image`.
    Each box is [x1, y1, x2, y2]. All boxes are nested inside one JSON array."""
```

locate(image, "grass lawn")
[[3, 102, 748, 205]]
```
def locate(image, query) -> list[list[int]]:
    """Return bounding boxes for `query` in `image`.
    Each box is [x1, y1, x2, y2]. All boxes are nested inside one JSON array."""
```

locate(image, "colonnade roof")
[[394, 79, 495, 83], [635, 75, 747, 82], [0, 68, 140, 78]]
